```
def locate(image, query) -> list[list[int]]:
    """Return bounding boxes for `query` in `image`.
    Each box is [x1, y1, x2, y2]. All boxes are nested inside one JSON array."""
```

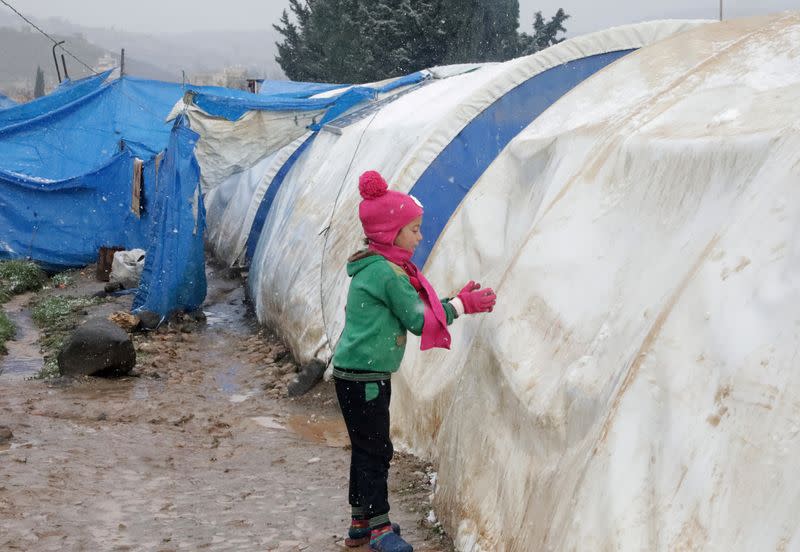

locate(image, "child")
[[333, 170, 497, 552]]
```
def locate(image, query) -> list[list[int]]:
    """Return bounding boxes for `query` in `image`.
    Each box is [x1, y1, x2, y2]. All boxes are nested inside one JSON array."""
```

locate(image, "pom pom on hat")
[[358, 169, 423, 245], [359, 170, 388, 200]]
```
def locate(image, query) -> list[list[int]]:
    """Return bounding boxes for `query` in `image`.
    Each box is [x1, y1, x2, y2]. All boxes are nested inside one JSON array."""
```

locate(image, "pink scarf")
[[368, 242, 451, 351]]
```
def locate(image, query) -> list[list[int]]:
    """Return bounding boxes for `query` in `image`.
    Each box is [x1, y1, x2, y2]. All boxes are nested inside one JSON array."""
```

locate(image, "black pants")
[[334, 376, 393, 522]]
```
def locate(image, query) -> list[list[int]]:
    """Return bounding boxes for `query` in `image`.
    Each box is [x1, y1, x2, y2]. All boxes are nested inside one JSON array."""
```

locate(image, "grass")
[[50, 271, 76, 289], [0, 260, 47, 304], [0, 309, 14, 354], [29, 295, 106, 379]]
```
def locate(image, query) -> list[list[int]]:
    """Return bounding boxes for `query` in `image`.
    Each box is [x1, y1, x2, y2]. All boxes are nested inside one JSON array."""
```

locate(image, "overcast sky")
[[9, 0, 800, 35]]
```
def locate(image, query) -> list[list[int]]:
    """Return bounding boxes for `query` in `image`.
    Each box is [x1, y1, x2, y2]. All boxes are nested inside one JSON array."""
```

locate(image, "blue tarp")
[[192, 71, 427, 123], [133, 115, 206, 320], [258, 79, 344, 98], [0, 75, 250, 270], [0, 152, 154, 269], [0, 70, 112, 131]]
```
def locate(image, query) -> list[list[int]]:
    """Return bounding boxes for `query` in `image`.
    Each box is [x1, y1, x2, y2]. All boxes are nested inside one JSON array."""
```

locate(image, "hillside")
[[0, 13, 285, 99], [0, 25, 174, 96]]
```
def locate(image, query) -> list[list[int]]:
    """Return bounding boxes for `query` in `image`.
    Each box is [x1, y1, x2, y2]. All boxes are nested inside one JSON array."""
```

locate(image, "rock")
[[138, 310, 162, 331], [57, 318, 136, 377], [109, 312, 140, 331], [185, 309, 207, 324], [0, 426, 12, 442], [103, 281, 124, 293], [287, 360, 326, 397]]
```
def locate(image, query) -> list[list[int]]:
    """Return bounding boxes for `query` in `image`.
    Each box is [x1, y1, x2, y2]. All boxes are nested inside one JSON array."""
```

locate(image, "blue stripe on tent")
[[245, 133, 318, 261], [409, 49, 633, 267]]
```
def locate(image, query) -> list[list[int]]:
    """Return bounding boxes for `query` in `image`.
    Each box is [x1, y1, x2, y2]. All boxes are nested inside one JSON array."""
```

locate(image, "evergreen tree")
[[33, 66, 45, 98], [518, 8, 570, 55], [275, 0, 444, 83], [274, 1, 570, 83], [439, 0, 521, 64]]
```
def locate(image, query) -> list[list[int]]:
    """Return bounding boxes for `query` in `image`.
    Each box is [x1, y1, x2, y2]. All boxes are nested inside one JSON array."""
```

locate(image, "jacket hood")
[[346, 251, 383, 277]]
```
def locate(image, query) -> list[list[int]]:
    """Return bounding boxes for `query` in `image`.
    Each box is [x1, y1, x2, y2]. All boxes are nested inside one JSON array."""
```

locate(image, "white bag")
[[109, 248, 146, 289]]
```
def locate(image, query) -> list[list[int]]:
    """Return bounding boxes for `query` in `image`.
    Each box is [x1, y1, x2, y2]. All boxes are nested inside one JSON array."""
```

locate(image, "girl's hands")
[[457, 280, 497, 314]]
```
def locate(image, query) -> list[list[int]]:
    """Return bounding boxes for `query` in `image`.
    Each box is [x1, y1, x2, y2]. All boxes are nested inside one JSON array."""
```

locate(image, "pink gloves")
[[457, 281, 497, 314]]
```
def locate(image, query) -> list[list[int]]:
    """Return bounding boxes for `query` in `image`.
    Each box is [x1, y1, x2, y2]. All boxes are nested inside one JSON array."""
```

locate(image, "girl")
[[333, 170, 497, 552]]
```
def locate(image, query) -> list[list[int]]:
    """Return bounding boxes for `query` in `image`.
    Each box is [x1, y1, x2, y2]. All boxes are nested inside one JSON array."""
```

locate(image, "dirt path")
[[0, 268, 453, 552]]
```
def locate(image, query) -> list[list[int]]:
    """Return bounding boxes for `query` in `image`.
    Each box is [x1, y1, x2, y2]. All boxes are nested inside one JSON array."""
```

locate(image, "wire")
[[0, 0, 98, 74], [318, 108, 381, 359]]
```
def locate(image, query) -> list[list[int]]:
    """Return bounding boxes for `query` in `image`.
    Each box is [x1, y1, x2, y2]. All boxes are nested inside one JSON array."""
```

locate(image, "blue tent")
[[133, 115, 206, 320], [0, 69, 430, 317], [0, 71, 112, 131], [0, 74, 260, 317], [258, 79, 344, 98]]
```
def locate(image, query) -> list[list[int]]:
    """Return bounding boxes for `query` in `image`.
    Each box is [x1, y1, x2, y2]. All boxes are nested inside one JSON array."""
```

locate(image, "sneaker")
[[346, 522, 401, 547], [369, 528, 412, 552]]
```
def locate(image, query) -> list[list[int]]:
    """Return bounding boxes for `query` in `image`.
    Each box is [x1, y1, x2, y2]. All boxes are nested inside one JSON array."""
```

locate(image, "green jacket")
[[332, 252, 457, 381]]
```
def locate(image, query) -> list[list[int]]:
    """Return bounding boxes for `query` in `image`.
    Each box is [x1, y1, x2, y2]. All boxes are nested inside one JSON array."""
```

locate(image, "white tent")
[[193, 12, 800, 550], [391, 12, 800, 550], [244, 20, 702, 365]]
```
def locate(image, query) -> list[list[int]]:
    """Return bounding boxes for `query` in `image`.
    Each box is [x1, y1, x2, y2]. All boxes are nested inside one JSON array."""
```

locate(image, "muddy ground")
[[0, 266, 455, 552]]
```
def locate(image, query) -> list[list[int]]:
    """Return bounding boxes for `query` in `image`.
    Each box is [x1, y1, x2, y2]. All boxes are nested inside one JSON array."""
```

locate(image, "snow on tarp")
[[133, 115, 206, 320], [390, 12, 800, 551], [240, 20, 702, 366]]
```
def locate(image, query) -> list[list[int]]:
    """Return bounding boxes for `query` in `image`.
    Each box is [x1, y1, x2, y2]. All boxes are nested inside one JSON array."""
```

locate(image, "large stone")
[[57, 318, 136, 377], [137, 310, 162, 331], [287, 360, 326, 397]]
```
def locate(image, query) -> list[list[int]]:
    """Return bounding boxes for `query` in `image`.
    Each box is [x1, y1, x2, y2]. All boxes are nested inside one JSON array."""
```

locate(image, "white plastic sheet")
[[247, 20, 705, 366], [392, 13, 800, 551]]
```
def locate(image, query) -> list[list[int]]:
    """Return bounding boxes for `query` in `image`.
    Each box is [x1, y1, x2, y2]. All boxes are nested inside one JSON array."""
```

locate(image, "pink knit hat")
[[358, 170, 423, 245]]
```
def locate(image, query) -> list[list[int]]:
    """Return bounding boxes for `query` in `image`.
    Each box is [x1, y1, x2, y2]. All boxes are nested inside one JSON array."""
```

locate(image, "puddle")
[[202, 279, 254, 333], [0, 292, 43, 380], [250, 415, 349, 448], [214, 365, 241, 395], [251, 416, 286, 431], [286, 415, 349, 448], [229, 393, 253, 404]]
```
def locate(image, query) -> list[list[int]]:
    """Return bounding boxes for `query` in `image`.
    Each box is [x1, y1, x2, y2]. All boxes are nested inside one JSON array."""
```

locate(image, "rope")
[[318, 108, 381, 359], [0, 0, 98, 75]]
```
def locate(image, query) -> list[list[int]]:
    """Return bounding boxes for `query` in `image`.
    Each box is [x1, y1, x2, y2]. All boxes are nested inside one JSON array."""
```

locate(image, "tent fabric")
[[0, 151, 153, 269], [199, 66, 507, 267], [204, 148, 279, 267], [258, 79, 345, 97], [133, 115, 206, 319], [389, 12, 800, 551], [0, 75, 255, 269], [190, 71, 426, 122], [237, 20, 705, 366], [244, 133, 317, 261], [176, 71, 430, 193], [172, 103, 321, 192], [407, 49, 632, 266]]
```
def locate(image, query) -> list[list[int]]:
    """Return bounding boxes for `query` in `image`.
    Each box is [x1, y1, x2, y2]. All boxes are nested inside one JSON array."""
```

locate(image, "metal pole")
[[720, 0, 723, 20], [120, 48, 125, 77], [61, 53, 69, 80], [51, 39, 65, 83]]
